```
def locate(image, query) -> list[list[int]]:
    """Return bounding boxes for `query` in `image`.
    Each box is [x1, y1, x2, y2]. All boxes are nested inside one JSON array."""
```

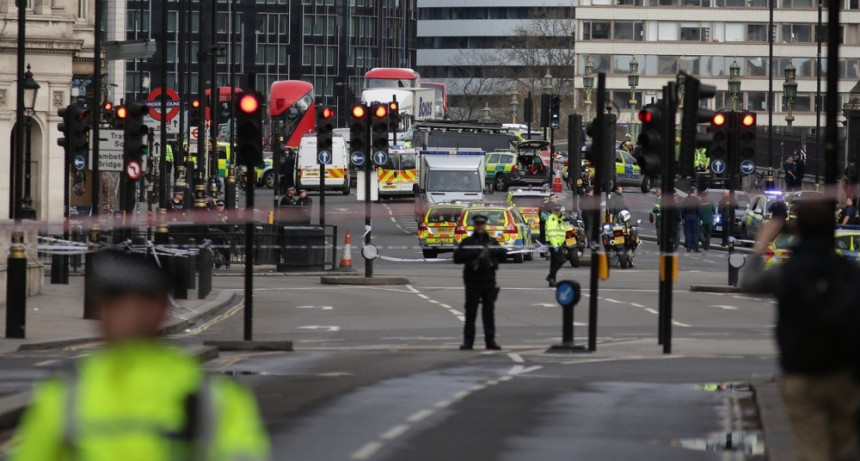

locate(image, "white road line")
[[486, 380, 499, 386], [603, 298, 623, 304], [499, 376, 513, 382], [427, 299, 439, 304], [644, 308, 659, 315], [508, 365, 542, 375], [350, 441, 384, 460], [389, 217, 396, 222], [454, 390, 472, 399], [406, 409, 435, 423], [35, 359, 58, 367], [379, 424, 410, 440], [630, 303, 646, 308], [417, 294, 429, 299], [434, 399, 453, 408], [507, 352, 525, 363], [711, 305, 738, 310], [439, 304, 451, 309], [672, 321, 691, 327]]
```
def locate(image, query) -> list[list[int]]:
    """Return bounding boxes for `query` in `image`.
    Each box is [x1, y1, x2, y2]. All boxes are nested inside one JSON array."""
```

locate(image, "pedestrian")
[[453, 214, 506, 351], [794, 150, 806, 184], [681, 189, 702, 252], [839, 197, 856, 226], [539, 195, 559, 244], [581, 186, 596, 242], [784, 156, 798, 191], [11, 250, 270, 460], [699, 190, 716, 251], [544, 204, 567, 288], [718, 190, 732, 246], [280, 149, 296, 194], [296, 189, 312, 224], [608, 185, 629, 222], [843, 159, 858, 205], [741, 198, 860, 461], [280, 187, 298, 207], [650, 186, 664, 245]]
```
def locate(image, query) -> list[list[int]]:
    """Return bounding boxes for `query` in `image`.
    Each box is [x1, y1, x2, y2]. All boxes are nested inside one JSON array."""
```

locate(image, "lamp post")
[[783, 59, 798, 188], [481, 102, 492, 123], [584, 56, 595, 122], [509, 92, 519, 124], [543, 70, 553, 143], [20, 66, 39, 220], [628, 56, 639, 139], [728, 59, 742, 112]]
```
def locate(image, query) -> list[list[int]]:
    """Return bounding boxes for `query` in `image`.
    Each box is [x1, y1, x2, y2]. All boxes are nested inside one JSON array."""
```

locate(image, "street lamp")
[[21, 65, 39, 220], [728, 58, 742, 111], [783, 59, 797, 128], [628, 56, 640, 139], [543, 70, 553, 93], [509, 92, 519, 124], [583, 56, 595, 122], [542, 69, 553, 144], [481, 102, 492, 123]]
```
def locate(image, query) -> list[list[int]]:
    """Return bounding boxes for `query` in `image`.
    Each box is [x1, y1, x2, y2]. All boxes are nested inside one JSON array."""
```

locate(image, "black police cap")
[[89, 250, 173, 298], [472, 214, 488, 225]]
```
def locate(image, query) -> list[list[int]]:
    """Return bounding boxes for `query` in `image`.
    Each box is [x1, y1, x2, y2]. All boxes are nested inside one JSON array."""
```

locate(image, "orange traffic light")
[[116, 106, 128, 119], [374, 105, 388, 118], [103, 102, 113, 111], [320, 107, 335, 119], [389, 101, 399, 112], [741, 113, 756, 127], [352, 105, 366, 118], [191, 99, 201, 109], [712, 113, 726, 126], [239, 94, 259, 114]]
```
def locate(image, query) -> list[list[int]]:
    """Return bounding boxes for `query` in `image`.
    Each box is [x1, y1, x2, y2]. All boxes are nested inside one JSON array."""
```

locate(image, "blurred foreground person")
[[12, 250, 269, 461], [741, 199, 860, 461]]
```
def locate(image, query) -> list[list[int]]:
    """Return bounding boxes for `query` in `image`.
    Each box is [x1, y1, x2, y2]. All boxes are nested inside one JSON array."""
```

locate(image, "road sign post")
[[740, 159, 755, 175], [546, 280, 586, 353]]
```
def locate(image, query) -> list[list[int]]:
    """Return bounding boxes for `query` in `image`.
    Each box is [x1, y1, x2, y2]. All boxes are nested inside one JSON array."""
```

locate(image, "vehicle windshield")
[[511, 196, 546, 208], [617, 150, 636, 164], [773, 233, 798, 249], [366, 79, 417, 89], [427, 171, 482, 192], [466, 210, 507, 226], [426, 207, 463, 224]]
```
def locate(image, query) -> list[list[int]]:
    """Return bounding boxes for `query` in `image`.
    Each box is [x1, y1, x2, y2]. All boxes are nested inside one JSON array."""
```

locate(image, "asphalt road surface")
[[0, 186, 776, 460]]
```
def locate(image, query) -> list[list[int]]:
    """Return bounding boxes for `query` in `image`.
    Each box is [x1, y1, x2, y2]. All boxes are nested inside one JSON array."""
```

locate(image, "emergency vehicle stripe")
[[328, 168, 345, 178]]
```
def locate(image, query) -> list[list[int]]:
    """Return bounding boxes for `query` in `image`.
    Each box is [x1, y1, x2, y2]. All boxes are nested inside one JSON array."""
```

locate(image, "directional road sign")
[[372, 150, 388, 166], [710, 158, 726, 175], [73, 155, 86, 171], [740, 159, 756, 175], [555, 280, 581, 307], [351, 151, 365, 166], [551, 120, 559, 130], [318, 150, 332, 164], [126, 161, 142, 180]]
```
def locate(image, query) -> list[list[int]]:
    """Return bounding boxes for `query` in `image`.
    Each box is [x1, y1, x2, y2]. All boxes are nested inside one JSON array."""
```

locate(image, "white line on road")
[[439, 304, 451, 309], [417, 294, 429, 299], [507, 365, 542, 376], [350, 441, 384, 460], [507, 352, 525, 363], [499, 376, 513, 382], [453, 390, 472, 399], [296, 305, 334, 310], [630, 303, 645, 308], [35, 359, 59, 367], [389, 217, 396, 222], [427, 299, 440, 304], [531, 303, 556, 307], [379, 424, 410, 440], [644, 308, 659, 315], [434, 399, 453, 408], [602, 298, 623, 304], [406, 409, 435, 423], [297, 325, 341, 332], [711, 305, 738, 310], [672, 321, 691, 328]]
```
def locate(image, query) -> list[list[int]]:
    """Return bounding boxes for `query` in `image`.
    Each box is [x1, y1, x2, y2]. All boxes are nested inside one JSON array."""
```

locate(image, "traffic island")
[[321, 276, 410, 286], [690, 285, 740, 293]]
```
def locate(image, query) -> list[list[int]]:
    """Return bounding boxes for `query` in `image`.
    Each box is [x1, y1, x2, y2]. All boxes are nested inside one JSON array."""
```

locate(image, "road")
[[0, 186, 775, 460]]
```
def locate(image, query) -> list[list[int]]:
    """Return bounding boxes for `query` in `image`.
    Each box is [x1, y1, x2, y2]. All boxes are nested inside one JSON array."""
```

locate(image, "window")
[[583, 21, 611, 40], [658, 56, 677, 75], [256, 15, 266, 34], [680, 56, 700, 74], [304, 16, 313, 36], [191, 13, 199, 33], [166, 43, 176, 63], [614, 22, 643, 41], [280, 15, 288, 35], [748, 24, 767, 42], [746, 57, 767, 76], [747, 92, 767, 111], [327, 47, 335, 66], [681, 26, 702, 41], [78, 0, 89, 19], [314, 17, 324, 36], [303, 45, 312, 65], [784, 0, 812, 6], [315, 46, 324, 66], [782, 24, 813, 42], [127, 10, 150, 33]]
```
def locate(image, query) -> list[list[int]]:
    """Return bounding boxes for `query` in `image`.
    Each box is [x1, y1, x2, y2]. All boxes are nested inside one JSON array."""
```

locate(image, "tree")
[[447, 49, 508, 121]]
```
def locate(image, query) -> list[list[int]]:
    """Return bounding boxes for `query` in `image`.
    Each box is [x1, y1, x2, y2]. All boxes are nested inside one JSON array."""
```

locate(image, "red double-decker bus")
[[269, 80, 315, 149]]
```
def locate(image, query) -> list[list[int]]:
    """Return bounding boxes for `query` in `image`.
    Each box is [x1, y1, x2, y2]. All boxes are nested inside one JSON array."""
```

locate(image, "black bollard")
[[186, 238, 197, 290], [547, 280, 586, 353], [71, 227, 82, 272], [727, 237, 744, 287], [197, 246, 212, 299], [5, 239, 27, 338], [83, 227, 100, 319], [172, 256, 189, 300], [50, 253, 69, 284]]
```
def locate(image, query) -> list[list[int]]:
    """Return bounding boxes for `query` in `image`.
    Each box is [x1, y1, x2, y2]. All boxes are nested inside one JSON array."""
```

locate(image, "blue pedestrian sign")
[[372, 150, 388, 166], [73, 155, 86, 171], [710, 159, 726, 175], [555, 280, 581, 307], [318, 150, 332, 164], [351, 151, 365, 166], [740, 159, 756, 175], [551, 120, 559, 130]]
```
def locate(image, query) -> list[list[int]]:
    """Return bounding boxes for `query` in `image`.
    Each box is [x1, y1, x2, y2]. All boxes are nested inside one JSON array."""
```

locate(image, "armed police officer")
[[545, 204, 568, 287], [454, 214, 507, 350], [12, 250, 270, 461]]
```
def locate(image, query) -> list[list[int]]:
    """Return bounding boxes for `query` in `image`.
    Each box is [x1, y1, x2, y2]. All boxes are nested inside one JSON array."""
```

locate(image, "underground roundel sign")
[[146, 87, 181, 122], [126, 161, 142, 180]]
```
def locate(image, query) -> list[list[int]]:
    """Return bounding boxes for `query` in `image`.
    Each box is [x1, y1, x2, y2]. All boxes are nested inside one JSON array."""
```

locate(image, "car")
[[454, 206, 535, 263], [485, 140, 552, 191], [504, 187, 553, 235], [417, 204, 466, 259], [703, 189, 750, 238], [764, 233, 798, 268], [836, 226, 860, 261], [485, 151, 518, 192], [613, 149, 644, 189], [741, 191, 786, 240], [764, 227, 860, 268]]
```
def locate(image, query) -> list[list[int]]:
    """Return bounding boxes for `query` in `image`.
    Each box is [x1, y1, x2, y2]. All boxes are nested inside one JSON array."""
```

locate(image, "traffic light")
[[57, 105, 72, 161], [584, 112, 616, 190], [679, 75, 717, 177], [189, 99, 201, 126], [550, 96, 560, 129], [349, 104, 369, 156], [388, 101, 400, 132], [540, 93, 550, 128], [235, 92, 263, 167], [637, 103, 664, 178], [114, 104, 128, 129], [67, 103, 91, 160], [102, 101, 115, 125], [708, 111, 731, 160], [316, 106, 335, 153], [737, 112, 757, 159], [123, 101, 148, 165], [370, 102, 389, 154]]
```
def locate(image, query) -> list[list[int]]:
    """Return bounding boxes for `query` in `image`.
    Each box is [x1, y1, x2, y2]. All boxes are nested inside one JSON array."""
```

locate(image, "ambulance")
[[376, 149, 418, 199], [295, 134, 351, 195]]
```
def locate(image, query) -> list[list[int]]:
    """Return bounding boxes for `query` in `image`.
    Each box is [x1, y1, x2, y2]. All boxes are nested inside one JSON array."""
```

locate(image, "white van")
[[295, 134, 350, 195]]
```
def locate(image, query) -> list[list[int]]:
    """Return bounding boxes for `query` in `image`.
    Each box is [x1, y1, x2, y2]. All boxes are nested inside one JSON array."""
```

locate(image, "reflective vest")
[[694, 148, 708, 168], [11, 340, 270, 461], [546, 213, 566, 248], [165, 144, 174, 163]]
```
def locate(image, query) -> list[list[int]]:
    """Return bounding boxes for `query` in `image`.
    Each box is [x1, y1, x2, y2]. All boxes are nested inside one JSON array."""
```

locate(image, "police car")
[[454, 205, 535, 263], [418, 204, 467, 259]]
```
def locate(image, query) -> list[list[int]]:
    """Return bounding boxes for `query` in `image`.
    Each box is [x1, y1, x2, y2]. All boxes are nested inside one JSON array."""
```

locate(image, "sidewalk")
[[0, 276, 239, 354]]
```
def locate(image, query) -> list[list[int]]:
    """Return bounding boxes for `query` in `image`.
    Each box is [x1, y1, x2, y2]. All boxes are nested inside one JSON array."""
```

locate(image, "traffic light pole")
[[587, 74, 608, 352], [364, 143, 373, 278], [658, 83, 678, 354]]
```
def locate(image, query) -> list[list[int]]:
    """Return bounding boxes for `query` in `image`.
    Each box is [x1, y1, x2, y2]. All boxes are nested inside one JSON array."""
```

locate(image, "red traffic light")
[[712, 112, 726, 126], [741, 113, 756, 127], [351, 105, 366, 118], [103, 102, 113, 111], [638, 109, 653, 123], [374, 105, 388, 118], [389, 102, 399, 112], [191, 99, 201, 109], [320, 107, 335, 119], [238, 94, 259, 114], [116, 106, 128, 119]]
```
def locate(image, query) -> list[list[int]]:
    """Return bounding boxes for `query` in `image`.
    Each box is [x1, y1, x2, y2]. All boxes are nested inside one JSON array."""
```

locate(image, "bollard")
[[50, 253, 69, 284], [172, 256, 189, 300], [225, 168, 237, 210], [71, 227, 82, 272], [155, 208, 169, 245], [197, 246, 212, 299], [186, 238, 197, 290], [5, 237, 27, 338], [83, 226, 100, 319], [547, 280, 586, 352], [727, 237, 745, 287]]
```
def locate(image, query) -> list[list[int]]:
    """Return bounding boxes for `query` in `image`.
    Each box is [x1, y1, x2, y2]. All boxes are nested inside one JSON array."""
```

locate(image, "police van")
[[295, 134, 350, 195]]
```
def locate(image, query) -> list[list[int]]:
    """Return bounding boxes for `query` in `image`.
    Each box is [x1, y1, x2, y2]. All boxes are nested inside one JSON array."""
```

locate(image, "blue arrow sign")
[[351, 151, 365, 166], [73, 155, 86, 171], [710, 159, 726, 175], [551, 120, 559, 130], [740, 159, 756, 175], [318, 150, 332, 165], [555, 280, 581, 307], [372, 150, 388, 166]]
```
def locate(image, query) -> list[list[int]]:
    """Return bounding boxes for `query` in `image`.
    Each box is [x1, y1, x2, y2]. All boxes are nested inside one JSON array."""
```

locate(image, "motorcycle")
[[600, 210, 641, 269], [562, 211, 587, 268]]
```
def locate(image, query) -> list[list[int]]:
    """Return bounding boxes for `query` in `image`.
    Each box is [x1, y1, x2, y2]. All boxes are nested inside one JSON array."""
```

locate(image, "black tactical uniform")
[[453, 215, 507, 350]]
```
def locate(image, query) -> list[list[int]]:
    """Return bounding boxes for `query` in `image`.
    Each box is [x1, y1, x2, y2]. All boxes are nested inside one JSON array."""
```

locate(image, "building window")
[[784, 0, 813, 6], [614, 22, 644, 41], [78, 0, 89, 19], [303, 46, 312, 65], [746, 57, 767, 76], [747, 92, 767, 111], [748, 24, 767, 42], [315, 46, 324, 65], [327, 47, 335, 66], [680, 56, 700, 74], [280, 15, 288, 35], [657, 56, 677, 75], [583, 21, 611, 40], [166, 43, 176, 63], [782, 24, 813, 42]]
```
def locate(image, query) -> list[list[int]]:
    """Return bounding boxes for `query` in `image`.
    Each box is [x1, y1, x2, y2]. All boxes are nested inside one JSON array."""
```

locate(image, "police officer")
[[545, 204, 567, 287], [650, 186, 663, 243], [453, 215, 506, 350], [12, 250, 270, 460]]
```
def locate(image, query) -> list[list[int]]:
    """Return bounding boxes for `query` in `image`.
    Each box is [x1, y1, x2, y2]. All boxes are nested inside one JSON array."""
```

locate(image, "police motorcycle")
[[561, 210, 588, 267], [600, 210, 641, 269]]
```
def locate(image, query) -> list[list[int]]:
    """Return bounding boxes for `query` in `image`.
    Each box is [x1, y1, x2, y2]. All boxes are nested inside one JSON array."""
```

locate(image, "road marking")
[[711, 305, 738, 310], [508, 365, 542, 376], [603, 298, 623, 304], [531, 303, 556, 307], [507, 352, 525, 363], [182, 301, 245, 336], [427, 299, 439, 304], [406, 409, 435, 423], [439, 304, 451, 309], [644, 308, 659, 315], [630, 303, 645, 308], [499, 375, 513, 382], [380, 424, 410, 440], [317, 372, 354, 377], [672, 320, 691, 327], [417, 294, 429, 299], [434, 399, 453, 408], [389, 217, 396, 222], [350, 441, 384, 460], [486, 380, 499, 386], [297, 325, 341, 332], [296, 305, 334, 311], [35, 359, 59, 367]]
